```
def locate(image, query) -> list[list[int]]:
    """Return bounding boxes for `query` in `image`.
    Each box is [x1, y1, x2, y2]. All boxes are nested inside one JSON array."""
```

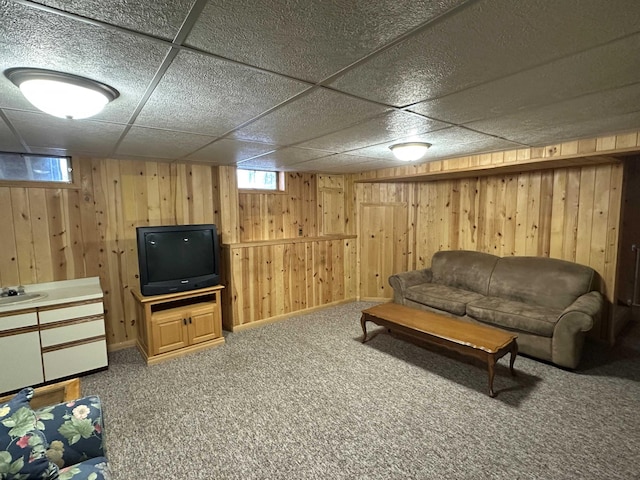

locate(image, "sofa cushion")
[[405, 283, 485, 316], [0, 388, 58, 480], [36, 396, 105, 470], [467, 296, 562, 337], [431, 250, 499, 295], [488, 256, 597, 310]]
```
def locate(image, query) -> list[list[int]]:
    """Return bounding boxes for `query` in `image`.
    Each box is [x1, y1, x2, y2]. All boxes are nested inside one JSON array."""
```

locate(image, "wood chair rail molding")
[[222, 234, 357, 249]]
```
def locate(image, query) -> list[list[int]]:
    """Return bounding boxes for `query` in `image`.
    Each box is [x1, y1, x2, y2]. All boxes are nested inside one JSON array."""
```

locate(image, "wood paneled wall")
[[224, 173, 356, 329], [222, 236, 356, 329], [351, 161, 624, 339], [413, 165, 622, 299], [0, 158, 221, 348], [2, 132, 638, 346], [238, 172, 317, 241]]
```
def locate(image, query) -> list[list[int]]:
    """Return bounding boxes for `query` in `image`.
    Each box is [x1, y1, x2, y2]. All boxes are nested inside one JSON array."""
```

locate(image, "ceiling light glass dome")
[[5, 68, 119, 120]]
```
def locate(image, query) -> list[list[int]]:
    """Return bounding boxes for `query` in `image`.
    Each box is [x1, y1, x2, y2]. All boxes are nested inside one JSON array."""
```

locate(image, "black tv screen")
[[136, 224, 221, 296]]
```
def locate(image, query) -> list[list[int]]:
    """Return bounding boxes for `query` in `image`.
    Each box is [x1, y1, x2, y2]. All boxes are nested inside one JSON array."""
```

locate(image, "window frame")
[[0, 152, 79, 189], [237, 168, 286, 194]]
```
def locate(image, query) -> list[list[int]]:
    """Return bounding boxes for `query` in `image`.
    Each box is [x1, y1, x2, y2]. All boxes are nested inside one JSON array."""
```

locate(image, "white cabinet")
[[0, 277, 108, 395], [0, 311, 42, 392]]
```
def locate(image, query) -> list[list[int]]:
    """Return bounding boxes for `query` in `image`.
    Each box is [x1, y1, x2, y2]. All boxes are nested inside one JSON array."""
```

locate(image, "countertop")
[[0, 277, 103, 314]]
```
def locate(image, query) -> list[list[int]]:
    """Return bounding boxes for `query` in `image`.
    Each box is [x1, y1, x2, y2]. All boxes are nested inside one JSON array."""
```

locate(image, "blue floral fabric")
[[58, 457, 109, 480], [0, 387, 59, 479], [34, 396, 106, 475]]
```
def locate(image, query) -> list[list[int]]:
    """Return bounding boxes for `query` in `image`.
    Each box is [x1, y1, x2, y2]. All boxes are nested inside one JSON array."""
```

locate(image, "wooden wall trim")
[[357, 154, 621, 183], [223, 234, 357, 249]]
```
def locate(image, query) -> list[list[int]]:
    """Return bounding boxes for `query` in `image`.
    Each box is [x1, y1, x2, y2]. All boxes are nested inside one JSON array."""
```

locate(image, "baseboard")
[[107, 339, 136, 352], [358, 297, 392, 303], [230, 298, 358, 332]]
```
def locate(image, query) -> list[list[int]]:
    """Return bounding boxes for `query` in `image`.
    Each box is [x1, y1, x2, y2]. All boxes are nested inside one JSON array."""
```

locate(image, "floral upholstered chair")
[[0, 387, 109, 480]]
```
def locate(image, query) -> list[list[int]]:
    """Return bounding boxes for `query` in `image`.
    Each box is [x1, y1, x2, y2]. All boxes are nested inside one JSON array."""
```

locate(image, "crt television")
[[136, 224, 221, 296]]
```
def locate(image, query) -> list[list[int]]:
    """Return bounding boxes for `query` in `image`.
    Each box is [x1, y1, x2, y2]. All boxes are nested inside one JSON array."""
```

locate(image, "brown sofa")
[[388, 250, 603, 369]]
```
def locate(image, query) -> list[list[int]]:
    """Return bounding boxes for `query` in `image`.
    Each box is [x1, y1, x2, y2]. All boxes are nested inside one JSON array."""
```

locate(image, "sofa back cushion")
[[431, 250, 499, 295], [488, 256, 597, 310]]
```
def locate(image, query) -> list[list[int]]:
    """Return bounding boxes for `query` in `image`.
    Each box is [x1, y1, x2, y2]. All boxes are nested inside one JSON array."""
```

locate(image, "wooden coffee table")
[[361, 303, 518, 397]]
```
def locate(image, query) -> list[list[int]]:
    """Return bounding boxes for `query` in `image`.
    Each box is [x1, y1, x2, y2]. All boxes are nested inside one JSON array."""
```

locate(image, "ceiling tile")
[[0, 115, 23, 151], [2, 1, 640, 169], [293, 153, 379, 173], [185, 0, 467, 82], [115, 126, 216, 160], [0, 1, 169, 123], [237, 147, 332, 170], [185, 138, 277, 164], [467, 83, 640, 145], [33, 0, 196, 41], [6, 110, 126, 156], [297, 110, 448, 152], [330, 0, 640, 107], [134, 50, 310, 136], [106, 153, 175, 163], [484, 110, 640, 148], [345, 127, 522, 161], [409, 33, 640, 125], [232, 88, 390, 145]]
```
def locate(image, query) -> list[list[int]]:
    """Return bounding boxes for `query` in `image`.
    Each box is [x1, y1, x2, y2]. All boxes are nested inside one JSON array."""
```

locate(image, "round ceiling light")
[[5, 68, 119, 120], [389, 142, 432, 161]]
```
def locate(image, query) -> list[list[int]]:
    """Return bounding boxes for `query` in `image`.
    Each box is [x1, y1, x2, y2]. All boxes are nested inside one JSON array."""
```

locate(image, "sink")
[[0, 292, 48, 306]]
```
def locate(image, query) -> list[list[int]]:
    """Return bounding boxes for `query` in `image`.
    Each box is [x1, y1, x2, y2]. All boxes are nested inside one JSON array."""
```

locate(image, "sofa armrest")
[[558, 290, 603, 332], [552, 291, 603, 368], [389, 269, 432, 304], [34, 395, 105, 469]]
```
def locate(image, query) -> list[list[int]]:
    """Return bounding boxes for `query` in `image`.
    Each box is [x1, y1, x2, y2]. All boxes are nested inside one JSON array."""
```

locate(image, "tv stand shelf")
[[131, 285, 225, 365]]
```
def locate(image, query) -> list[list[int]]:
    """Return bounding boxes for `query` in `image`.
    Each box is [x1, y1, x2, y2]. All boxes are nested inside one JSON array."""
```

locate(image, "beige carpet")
[[82, 302, 640, 479]]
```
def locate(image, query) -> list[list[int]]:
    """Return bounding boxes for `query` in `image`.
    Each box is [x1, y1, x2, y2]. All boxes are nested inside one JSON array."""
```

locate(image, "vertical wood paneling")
[[359, 203, 408, 299], [372, 163, 622, 314], [238, 173, 318, 242], [0, 188, 19, 286], [223, 237, 356, 328], [31, 188, 53, 281], [0, 158, 222, 348]]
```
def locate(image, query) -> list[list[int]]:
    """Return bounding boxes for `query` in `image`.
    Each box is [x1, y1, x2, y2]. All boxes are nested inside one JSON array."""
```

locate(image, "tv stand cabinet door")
[[152, 313, 189, 355], [187, 305, 219, 345]]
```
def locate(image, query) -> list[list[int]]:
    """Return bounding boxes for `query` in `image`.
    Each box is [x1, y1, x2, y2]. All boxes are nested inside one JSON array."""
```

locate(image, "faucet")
[[0, 285, 26, 297]]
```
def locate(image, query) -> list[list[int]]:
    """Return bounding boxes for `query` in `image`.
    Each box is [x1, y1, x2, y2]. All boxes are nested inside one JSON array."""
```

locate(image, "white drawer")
[[39, 302, 103, 325], [0, 331, 43, 394], [40, 320, 106, 348], [43, 339, 108, 381], [0, 311, 38, 332]]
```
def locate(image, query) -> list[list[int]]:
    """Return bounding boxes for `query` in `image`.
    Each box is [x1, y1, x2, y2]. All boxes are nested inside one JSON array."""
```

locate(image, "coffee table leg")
[[509, 341, 518, 376], [360, 314, 368, 343], [487, 354, 497, 398]]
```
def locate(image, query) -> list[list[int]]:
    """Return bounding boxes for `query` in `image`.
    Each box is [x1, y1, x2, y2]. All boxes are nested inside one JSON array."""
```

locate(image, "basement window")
[[0, 152, 73, 185], [237, 168, 285, 191]]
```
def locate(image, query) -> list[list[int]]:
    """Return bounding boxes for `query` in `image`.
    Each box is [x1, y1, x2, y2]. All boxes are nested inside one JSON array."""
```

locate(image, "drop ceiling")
[[1, 0, 640, 173]]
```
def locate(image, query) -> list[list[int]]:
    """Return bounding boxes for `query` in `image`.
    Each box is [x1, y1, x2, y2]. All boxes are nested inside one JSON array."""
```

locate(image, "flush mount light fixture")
[[389, 142, 432, 161], [5, 68, 119, 120]]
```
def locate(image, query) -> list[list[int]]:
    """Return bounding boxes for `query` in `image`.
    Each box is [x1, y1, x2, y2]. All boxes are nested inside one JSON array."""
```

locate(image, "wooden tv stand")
[[131, 285, 225, 365]]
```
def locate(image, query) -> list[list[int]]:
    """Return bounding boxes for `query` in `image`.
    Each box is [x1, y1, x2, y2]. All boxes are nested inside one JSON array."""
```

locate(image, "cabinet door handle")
[[183, 318, 187, 325], [189, 317, 192, 324]]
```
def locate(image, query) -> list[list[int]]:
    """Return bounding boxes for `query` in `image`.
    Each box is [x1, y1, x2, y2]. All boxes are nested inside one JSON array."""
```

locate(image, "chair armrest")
[[388, 269, 432, 304], [34, 395, 105, 469]]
